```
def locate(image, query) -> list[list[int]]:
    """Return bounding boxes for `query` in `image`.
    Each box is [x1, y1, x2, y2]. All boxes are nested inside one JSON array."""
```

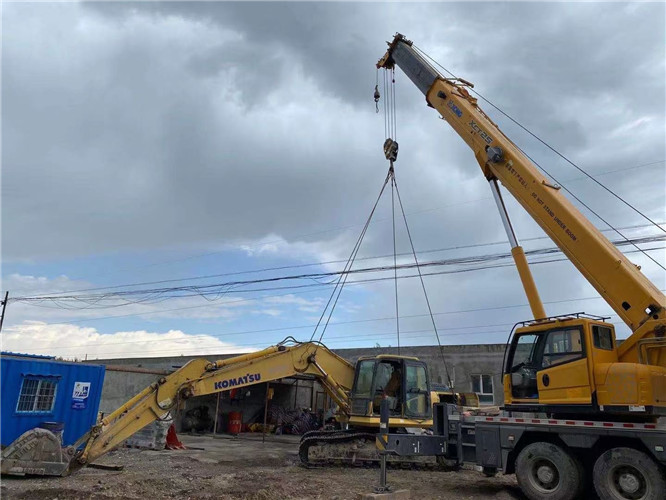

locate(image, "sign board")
[[71, 381, 91, 410]]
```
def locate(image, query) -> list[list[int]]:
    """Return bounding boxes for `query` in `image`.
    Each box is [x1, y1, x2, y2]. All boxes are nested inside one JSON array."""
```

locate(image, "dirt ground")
[[1, 434, 523, 500]]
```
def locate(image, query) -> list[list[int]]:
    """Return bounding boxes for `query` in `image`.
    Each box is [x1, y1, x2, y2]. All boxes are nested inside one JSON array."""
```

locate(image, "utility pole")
[[0, 291, 9, 333]]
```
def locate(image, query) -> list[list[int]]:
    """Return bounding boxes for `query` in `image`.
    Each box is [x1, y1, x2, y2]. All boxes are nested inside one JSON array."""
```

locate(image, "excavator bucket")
[[1, 428, 74, 476]]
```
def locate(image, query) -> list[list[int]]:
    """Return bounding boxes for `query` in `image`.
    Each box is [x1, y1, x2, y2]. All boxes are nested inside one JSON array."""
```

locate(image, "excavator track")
[[298, 430, 443, 469]]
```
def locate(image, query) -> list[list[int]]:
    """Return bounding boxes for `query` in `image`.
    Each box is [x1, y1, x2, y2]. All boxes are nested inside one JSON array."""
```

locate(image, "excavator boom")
[[1, 340, 355, 476]]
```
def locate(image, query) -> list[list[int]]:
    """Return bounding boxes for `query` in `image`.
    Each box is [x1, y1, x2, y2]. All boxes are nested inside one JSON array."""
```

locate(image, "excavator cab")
[[350, 355, 432, 419]]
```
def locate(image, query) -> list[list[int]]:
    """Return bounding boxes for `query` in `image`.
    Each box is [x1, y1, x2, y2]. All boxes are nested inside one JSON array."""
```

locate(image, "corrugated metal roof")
[[1, 351, 55, 360]]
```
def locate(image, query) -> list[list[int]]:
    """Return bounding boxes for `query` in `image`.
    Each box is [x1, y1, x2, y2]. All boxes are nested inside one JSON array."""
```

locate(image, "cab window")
[[354, 360, 375, 398], [405, 364, 429, 416], [592, 325, 614, 350], [541, 328, 584, 368], [510, 334, 540, 371]]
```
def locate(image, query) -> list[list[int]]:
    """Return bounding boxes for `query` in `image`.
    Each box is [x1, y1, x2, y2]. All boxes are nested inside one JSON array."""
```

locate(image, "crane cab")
[[503, 313, 665, 420], [349, 355, 432, 420]]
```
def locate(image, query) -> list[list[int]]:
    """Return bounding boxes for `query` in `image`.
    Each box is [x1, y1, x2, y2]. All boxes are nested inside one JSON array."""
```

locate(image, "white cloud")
[[1, 273, 269, 325], [264, 294, 325, 313], [1, 321, 255, 360]]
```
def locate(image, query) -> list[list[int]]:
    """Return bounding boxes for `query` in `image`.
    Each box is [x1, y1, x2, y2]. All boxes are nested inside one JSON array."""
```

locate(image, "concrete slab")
[[358, 489, 410, 500]]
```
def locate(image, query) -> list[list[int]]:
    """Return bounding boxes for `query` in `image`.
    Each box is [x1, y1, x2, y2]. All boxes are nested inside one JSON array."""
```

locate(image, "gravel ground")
[[1, 434, 523, 500]]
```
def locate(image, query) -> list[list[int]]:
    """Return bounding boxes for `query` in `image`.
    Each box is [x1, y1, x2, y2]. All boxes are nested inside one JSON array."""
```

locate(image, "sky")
[[1, 1, 665, 360]]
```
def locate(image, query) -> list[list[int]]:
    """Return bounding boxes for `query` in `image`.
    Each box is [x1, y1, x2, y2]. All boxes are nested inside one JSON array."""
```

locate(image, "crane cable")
[[391, 171, 400, 354], [378, 72, 456, 391], [412, 45, 666, 273], [309, 169, 392, 346]]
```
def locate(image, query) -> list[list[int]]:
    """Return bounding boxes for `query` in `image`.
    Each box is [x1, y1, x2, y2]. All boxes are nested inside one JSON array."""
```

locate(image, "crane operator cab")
[[500, 314, 655, 418], [350, 355, 432, 419]]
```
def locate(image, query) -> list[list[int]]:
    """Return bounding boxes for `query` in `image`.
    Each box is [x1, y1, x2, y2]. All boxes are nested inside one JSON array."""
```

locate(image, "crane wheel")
[[593, 447, 666, 500], [515, 442, 584, 500]]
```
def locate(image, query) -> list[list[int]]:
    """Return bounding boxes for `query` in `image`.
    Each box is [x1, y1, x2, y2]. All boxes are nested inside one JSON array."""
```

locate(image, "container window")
[[16, 377, 58, 413]]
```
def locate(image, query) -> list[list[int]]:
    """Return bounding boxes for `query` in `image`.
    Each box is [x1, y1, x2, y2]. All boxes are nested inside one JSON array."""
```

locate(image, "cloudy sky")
[[2, 1, 664, 360]]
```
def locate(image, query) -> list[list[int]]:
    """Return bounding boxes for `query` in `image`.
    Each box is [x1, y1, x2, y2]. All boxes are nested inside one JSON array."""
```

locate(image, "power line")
[[29, 321, 519, 353], [11, 222, 664, 298], [11, 284, 653, 353], [411, 45, 666, 271], [60, 159, 664, 283], [12, 237, 663, 307]]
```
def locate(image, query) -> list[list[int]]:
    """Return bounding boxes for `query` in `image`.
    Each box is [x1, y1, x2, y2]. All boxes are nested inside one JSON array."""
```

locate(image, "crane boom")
[[378, 34, 665, 364]]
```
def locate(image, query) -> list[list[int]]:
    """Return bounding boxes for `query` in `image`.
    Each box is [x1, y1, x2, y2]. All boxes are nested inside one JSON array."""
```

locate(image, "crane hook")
[[374, 85, 380, 113]]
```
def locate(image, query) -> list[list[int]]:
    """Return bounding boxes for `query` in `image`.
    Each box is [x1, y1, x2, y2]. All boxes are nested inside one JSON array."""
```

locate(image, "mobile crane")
[[374, 33, 666, 500], [1, 338, 471, 476]]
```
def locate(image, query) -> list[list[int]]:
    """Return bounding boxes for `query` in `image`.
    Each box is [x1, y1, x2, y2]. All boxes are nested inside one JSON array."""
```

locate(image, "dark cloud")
[[2, 1, 664, 277]]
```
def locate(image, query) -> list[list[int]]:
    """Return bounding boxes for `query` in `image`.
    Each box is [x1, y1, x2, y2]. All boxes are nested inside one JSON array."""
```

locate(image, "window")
[[510, 334, 540, 370], [541, 328, 584, 368], [593, 325, 614, 350], [471, 374, 494, 405], [405, 364, 429, 416], [353, 360, 375, 398], [16, 377, 58, 413]]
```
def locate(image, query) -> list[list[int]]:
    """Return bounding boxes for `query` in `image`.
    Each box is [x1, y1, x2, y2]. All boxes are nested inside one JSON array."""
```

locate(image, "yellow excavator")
[[1, 337, 474, 476], [377, 33, 666, 422]]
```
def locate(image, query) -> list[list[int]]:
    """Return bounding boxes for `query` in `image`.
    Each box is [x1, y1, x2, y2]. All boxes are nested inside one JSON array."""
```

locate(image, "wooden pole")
[[0, 291, 9, 333], [213, 391, 221, 435], [262, 382, 271, 443]]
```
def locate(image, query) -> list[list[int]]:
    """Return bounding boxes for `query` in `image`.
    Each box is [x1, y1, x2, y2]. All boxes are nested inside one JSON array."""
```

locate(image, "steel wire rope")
[[391, 173, 400, 353], [411, 45, 666, 272], [391, 168, 455, 390], [309, 170, 392, 344]]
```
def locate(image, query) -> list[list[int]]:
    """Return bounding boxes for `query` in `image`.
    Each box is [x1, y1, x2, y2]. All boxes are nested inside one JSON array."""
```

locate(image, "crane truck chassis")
[[379, 402, 666, 500]]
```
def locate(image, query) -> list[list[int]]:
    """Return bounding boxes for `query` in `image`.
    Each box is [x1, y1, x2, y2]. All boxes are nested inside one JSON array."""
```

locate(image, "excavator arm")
[[378, 34, 665, 365], [1, 340, 355, 476]]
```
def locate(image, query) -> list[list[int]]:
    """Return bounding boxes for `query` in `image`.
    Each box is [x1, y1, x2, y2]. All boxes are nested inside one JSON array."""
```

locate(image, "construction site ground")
[[1, 433, 522, 500]]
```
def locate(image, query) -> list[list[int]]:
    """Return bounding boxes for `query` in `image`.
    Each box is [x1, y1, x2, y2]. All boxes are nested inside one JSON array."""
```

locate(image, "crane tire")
[[515, 442, 584, 500], [593, 447, 666, 500]]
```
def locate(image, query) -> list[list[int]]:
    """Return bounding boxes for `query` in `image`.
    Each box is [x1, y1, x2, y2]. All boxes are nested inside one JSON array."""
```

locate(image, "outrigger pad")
[[1, 428, 73, 476]]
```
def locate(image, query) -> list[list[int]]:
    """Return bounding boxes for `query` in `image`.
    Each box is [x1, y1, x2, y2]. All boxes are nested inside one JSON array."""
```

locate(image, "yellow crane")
[[377, 33, 665, 421], [1, 338, 471, 476]]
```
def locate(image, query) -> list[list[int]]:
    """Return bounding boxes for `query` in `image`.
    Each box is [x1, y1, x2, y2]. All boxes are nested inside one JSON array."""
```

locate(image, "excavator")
[[377, 33, 665, 422], [1, 337, 474, 476]]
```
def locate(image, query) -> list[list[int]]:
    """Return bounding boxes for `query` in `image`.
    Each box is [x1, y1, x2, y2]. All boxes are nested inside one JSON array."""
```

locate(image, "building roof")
[[1, 351, 55, 360]]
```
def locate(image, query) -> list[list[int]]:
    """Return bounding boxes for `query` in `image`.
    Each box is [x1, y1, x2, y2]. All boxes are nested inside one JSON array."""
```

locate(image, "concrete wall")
[[90, 343, 505, 426]]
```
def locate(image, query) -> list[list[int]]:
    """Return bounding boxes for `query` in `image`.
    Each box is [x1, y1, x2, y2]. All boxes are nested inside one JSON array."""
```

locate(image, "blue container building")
[[1, 352, 105, 447]]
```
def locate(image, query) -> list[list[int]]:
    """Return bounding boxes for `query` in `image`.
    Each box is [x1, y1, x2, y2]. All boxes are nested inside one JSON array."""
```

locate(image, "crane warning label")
[[531, 192, 577, 242]]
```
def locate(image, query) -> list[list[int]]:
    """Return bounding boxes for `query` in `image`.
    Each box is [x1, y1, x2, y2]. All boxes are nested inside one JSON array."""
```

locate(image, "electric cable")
[[411, 45, 666, 272]]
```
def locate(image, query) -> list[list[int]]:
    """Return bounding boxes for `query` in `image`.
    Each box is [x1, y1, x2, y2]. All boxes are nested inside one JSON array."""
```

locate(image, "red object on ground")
[[165, 424, 186, 450], [229, 411, 242, 434]]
